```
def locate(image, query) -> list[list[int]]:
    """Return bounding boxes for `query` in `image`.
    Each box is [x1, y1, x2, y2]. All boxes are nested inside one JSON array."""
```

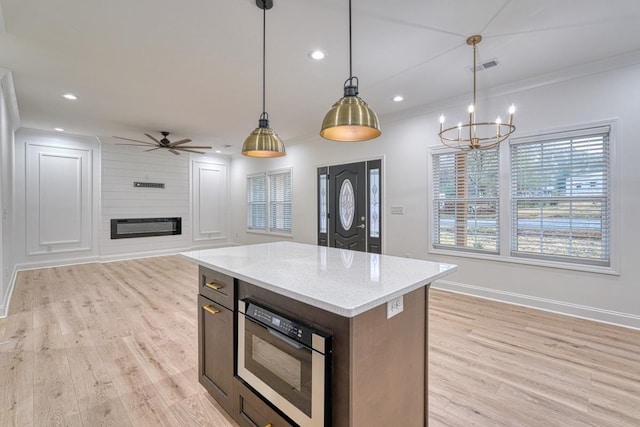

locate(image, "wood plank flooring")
[[1, 256, 639, 426]]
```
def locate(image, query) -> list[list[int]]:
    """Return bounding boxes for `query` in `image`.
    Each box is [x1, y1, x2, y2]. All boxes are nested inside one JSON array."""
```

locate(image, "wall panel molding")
[[192, 160, 227, 241], [26, 143, 92, 255]]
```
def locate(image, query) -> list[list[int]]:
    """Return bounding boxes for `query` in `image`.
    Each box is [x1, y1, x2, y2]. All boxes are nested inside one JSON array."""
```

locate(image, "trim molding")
[[432, 279, 640, 331], [0, 265, 18, 318], [0, 71, 21, 128]]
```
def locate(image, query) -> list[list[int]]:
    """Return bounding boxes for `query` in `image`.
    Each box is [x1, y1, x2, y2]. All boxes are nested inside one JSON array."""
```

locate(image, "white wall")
[[230, 58, 640, 328], [100, 140, 231, 258], [0, 71, 18, 317]]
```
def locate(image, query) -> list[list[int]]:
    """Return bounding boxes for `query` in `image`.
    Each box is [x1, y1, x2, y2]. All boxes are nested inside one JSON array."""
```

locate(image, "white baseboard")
[[432, 279, 640, 331]]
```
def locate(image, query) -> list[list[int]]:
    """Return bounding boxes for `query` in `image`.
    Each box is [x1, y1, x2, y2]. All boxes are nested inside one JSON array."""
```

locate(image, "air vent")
[[466, 58, 499, 72], [134, 182, 165, 189]]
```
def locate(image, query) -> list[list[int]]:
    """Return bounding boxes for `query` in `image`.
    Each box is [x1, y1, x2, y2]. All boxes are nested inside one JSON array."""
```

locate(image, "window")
[[432, 148, 499, 254], [430, 123, 613, 270], [510, 126, 610, 266], [247, 169, 292, 234]]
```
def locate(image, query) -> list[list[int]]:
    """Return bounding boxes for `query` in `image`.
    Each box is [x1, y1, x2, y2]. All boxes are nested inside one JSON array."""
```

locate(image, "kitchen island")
[[182, 241, 457, 427]]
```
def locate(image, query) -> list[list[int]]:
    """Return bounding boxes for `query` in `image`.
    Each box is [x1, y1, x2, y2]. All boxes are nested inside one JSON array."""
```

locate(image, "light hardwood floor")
[[0, 256, 639, 426]]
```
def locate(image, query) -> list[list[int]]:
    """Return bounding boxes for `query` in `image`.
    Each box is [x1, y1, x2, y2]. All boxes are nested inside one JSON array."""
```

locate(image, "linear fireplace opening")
[[110, 217, 182, 239]]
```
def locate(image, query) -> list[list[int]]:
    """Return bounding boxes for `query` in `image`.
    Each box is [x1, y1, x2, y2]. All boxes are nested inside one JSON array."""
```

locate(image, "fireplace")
[[110, 217, 182, 239]]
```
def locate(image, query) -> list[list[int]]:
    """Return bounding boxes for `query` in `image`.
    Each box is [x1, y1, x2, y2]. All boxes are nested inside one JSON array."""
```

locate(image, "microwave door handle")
[[268, 329, 303, 350]]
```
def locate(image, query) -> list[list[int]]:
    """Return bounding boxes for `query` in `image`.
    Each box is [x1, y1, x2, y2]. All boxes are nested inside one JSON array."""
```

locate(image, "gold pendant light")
[[320, 0, 380, 142], [438, 35, 515, 151], [242, 0, 286, 158]]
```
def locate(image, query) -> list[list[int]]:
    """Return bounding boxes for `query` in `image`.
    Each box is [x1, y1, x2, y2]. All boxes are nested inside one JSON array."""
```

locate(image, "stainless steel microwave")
[[237, 299, 332, 427]]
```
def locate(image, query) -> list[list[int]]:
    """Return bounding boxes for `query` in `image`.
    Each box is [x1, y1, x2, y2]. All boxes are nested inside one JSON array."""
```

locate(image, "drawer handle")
[[265, 424, 272, 427], [202, 305, 221, 315], [205, 282, 224, 291]]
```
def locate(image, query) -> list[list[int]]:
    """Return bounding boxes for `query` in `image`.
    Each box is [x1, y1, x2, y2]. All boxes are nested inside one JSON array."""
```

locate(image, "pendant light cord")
[[348, 0, 352, 79], [262, 1, 267, 117]]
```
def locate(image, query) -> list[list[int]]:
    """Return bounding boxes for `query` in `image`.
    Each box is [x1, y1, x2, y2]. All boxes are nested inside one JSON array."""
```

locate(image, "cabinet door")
[[234, 379, 294, 427], [198, 295, 234, 415]]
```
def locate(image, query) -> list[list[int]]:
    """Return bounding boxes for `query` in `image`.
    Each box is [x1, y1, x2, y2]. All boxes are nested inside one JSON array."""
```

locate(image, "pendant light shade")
[[242, 114, 285, 157], [242, 0, 286, 158], [320, 0, 380, 142], [320, 77, 381, 142]]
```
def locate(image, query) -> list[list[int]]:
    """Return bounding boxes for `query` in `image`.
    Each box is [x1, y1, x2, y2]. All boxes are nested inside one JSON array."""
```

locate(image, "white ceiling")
[[1, 0, 639, 154]]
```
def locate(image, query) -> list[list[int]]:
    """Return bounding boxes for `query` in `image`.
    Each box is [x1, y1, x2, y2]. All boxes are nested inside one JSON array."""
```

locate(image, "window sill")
[[428, 247, 620, 276], [246, 229, 293, 238]]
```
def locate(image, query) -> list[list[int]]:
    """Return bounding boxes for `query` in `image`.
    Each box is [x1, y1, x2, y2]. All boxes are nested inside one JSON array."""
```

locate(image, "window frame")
[[431, 147, 501, 255], [246, 167, 293, 236], [428, 120, 619, 275]]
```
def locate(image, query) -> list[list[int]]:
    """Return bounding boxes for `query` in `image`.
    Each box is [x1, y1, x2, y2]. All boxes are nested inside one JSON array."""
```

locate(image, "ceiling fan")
[[113, 131, 212, 155]]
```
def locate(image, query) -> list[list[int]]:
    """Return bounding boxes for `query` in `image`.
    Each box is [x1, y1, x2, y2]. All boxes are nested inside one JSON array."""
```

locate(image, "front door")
[[317, 160, 382, 253]]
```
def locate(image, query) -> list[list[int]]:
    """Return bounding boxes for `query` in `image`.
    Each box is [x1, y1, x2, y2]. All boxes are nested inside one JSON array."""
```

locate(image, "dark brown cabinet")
[[198, 294, 234, 415], [200, 266, 235, 308], [234, 379, 294, 427]]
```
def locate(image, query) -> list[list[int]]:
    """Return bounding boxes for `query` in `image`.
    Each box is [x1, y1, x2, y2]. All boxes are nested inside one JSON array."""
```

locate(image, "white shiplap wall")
[[101, 142, 192, 257]]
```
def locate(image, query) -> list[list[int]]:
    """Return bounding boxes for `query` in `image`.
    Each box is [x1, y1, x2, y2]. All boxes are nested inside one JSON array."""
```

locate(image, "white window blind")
[[432, 148, 499, 253], [247, 174, 267, 231], [268, 170, 292, 233], [510, 127, 610, 266], [247, 169, 292, 234]]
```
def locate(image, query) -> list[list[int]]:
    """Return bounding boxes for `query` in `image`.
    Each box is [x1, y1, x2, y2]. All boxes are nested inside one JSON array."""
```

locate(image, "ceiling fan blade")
[[144, 147, 161, 152], [169, 138, 192, 147], [113, 136, 156, 145], [174, 145, 212, 149], [168, 149, 181, 155], [116, 143, 158, 147], [175, 147, 206, 155], [144, 133, 161, 144]]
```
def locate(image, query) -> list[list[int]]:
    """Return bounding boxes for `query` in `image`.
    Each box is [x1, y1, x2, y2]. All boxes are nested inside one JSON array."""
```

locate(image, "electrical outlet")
[[387, 295, 404, 319]]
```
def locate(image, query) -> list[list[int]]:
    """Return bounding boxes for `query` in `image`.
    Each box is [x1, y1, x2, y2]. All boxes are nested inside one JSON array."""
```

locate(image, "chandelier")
[[438, 35, 515, 151]]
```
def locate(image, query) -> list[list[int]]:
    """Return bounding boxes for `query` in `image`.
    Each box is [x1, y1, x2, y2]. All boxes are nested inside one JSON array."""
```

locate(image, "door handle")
[[356, 224, 365, 229]]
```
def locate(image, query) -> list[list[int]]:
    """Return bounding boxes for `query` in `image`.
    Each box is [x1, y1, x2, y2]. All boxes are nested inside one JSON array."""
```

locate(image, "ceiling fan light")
[[320, 94, 381, 142], [242, 122, 286, 157]]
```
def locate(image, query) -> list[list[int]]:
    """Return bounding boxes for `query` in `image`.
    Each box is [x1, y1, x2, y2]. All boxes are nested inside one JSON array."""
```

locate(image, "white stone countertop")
[[181, 241, 457, 318]]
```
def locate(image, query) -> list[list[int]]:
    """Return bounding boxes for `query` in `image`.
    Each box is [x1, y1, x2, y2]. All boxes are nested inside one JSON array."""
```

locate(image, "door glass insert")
[[369, 168, 380, 238], [339, 179, 355, 230], [319, 173, 327, 234]]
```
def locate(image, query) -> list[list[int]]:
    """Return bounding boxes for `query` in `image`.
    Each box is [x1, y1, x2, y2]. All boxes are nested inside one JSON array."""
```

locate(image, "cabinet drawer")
[[198, 295, 234, 415], [234, 379, 294, 427], [200, 266, 235, 310]]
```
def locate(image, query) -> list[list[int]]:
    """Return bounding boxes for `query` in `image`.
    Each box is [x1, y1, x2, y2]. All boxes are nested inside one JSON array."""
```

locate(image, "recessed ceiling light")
[[54, 128, 64, 132], [215, 150, 221, 153], [63, 93, 78, 100], [308, 50, 326, 60], [393, 95, 404, 102]]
